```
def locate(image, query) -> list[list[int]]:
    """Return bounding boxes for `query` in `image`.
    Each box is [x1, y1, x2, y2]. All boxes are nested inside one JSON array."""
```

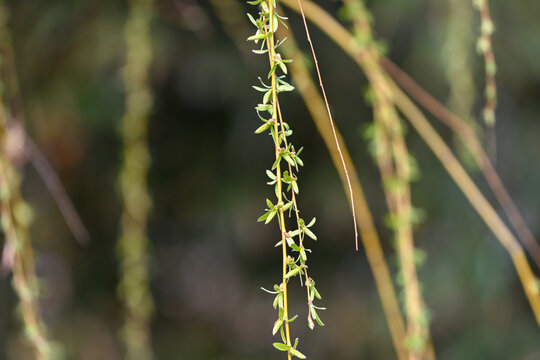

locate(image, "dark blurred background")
[[0, 0, 539, 359]]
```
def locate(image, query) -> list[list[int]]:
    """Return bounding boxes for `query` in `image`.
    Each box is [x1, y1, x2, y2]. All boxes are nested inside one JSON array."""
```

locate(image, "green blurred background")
[[0, 0, 539, 358]]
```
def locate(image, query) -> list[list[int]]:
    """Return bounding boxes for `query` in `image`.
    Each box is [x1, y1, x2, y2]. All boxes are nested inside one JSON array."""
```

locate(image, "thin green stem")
[[266, 1, 293, 356]]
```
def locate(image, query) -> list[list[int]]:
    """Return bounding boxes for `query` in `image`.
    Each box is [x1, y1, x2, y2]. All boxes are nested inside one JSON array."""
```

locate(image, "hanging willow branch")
[[117, 0, 155, 359], [213, 0, 407, 357]]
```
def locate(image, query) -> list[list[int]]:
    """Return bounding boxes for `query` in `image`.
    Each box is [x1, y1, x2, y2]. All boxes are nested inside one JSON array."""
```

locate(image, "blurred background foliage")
[[0, 0, 539, 359]]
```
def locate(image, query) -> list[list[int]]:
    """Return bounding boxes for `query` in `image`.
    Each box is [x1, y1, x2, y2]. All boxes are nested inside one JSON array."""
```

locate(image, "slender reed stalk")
[[117, 1, 155, 359], [280, 0, 540, 326]]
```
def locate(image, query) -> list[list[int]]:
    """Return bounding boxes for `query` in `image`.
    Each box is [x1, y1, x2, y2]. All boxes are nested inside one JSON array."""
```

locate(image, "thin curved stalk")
[[293, 0, 359, 251]]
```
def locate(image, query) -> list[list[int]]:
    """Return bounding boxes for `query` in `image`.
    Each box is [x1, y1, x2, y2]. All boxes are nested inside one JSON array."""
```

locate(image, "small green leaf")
[[257, 212, 270, 222], [273, 343, 291, 352], [285, 266, 302, 279], [313, 287, 322, 300], [270, 13, 279, 32], [282, 201, 293, 211], [277, 83, 295, 92], [307, 217, 316, 227], [247, 31, 266, 41], [265, 210, 276, 224], [303, 227, 317, 240], [272, 155, 281, 170], [283, 154, 295, 167], [290, 347, 307, 359], [285, 235, 295, 247], [272, 319, 283, 335], [252, 85, 269, 92], [263, 89, 272, 104], [247, 13, 258, 26], [278, 60, 288, 74], [255, 121, 272, 134], [311, 306, 325, 326], [266, 170, 276, 180], [256, 103, 272, 112], [288, 230, 300, 237]]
